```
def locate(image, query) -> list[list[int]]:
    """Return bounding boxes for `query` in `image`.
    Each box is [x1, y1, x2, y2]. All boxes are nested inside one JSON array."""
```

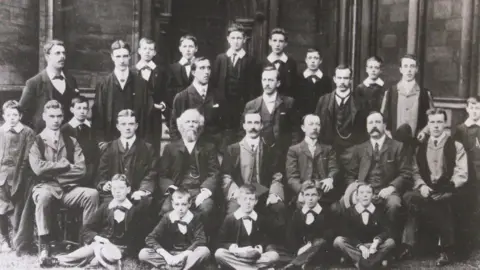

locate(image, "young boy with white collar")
[[139, 188, 210, 270], [334, 183, 395, 269]]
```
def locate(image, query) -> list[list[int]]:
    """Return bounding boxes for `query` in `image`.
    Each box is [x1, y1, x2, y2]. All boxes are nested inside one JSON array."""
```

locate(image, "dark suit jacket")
[[243, 94, 300, 150], [135, 65, 171, 122], [262, 57, 298, 97], [286, 141, 339, 194], [167, 62, 192, 106], [314, 91, 368, 148], [286, 207, 334, 251], [346, 137, 412, 194], [340, 204, 390, 246], [97, 138, 158, 194], [158, 139, 220, 194], [221, 138, 283, 199], [217, 212, 269, 249], [19, 70, 79, 132]]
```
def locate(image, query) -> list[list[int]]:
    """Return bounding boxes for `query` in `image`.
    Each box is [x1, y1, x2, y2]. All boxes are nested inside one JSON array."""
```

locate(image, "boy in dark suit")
[[334, 183, 395, 269], [263, 28, 297, 98], [139, 188, 211, 270], [282, 181, 334, 269], [212, 23, 259, 148], [297, 49, 333, 116], [168, 35, 198, 102], [53, 174, 148, 268], [136, 37, 169, 152], [61, 96, 99, 188], [215, 184, 280, 270]]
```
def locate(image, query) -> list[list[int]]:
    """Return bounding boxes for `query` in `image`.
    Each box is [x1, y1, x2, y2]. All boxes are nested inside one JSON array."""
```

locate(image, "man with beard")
[[19, 40, 80, 132], [221, 112, 285, 241], [344, 111, 411, 240], [169, 57, 223, 150], [159, 109, 220, 237], [286, 114, 339, 208]]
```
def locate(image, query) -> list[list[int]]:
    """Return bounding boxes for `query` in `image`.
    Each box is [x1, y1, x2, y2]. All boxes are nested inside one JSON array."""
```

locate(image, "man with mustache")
[[19, 40, 80, 132], [170, 57, 224, 151], [286, 114, 339, 208], [344, 111, 411, 242], [221, 112, 285, 241], [159, 109, 220, 237]]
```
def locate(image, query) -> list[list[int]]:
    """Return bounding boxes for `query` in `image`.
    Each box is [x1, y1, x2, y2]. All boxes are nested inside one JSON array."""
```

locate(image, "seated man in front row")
[[96, 109, 157, 203], [221, 111, 286, 239], [401, 109, 468, 266], [159, 109, 220, 236], [28, 100, 99, 264], [344, 111, 411, 239], [334, 183, 395, 269], [286, 114, 339, 208]]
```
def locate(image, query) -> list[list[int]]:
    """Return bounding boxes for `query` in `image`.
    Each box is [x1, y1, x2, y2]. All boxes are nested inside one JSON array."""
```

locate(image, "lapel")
[[313, 142, 323, 158], [300, 141, 313, 158], [252, 96, 264, 112], [40, 70, 55, 100], [232, 143, 241, 170], [380, 137, 391, 156], [349, 92, 358, 119], [358, 142, 373, 182], [326, 92, 336, 114], [273, 95, 284, 113], [193, 141, 202, 175], [39, 129, 64, 151], [64, 72, 76, 93]]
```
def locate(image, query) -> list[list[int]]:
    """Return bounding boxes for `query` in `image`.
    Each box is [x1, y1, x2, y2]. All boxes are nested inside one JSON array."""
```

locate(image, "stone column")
[[153, 0, 172, 65], [338, 0, 349, 65], [459, 0, 474, 98], [39, 0, 65, 70], [406, 0, 419, 54]]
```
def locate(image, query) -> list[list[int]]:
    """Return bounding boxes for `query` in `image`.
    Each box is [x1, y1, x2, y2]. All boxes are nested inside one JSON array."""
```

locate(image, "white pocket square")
[[280, 112, 286, 115], [213, 104, 219, 108]]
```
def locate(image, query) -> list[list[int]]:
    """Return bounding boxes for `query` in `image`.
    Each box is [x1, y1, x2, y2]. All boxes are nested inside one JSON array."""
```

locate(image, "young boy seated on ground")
[[281, 181, 334, 269], [138, 188, 211, 270], [215, 184, 279, 270], [50, 174, 148, 269], [333, 183, 395, 269]]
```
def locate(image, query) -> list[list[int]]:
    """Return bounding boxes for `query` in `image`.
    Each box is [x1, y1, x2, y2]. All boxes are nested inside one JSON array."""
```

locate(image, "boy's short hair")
[[117, 109, 136, 122], [356, 182, 373, 192], [111, 40, 131, 54], [2, 100, 22, 114], [191, 57, 209, 72], [111, 174, 131, 187], [306, 48, 321, 59], [467, 96, 480, 105], [179, 35, 198, 47], [139, 37, 155, 49], [400, 54, 417, 66], [366, 56, 383, 66], [44, 39, 65, 55], [44, 100, 63, 112], [300, 180, 319, 194], [70, 96, 89, 108], [269, 28, 288, 41], [227, 23, 246, 36], [172, 188, 192, 202], [238, 184, 257, 198], [426, 108, 447, 122]]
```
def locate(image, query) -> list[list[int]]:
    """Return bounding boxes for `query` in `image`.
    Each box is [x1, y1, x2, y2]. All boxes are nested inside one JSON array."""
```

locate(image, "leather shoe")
[[436, 252, 450, 266], [397, 245, 412, 261]]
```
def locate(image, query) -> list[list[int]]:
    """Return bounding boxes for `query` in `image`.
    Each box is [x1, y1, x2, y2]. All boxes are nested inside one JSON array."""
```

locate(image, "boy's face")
[[302, 188, 319, 208], [366, 60, 382, 79], [179, 39, 197, 60], [111, 48, 131, 71], [467, 102, 480, 121], [116, 116, 138, 139], [237, 192, 257, 213], [43, 108, 63, 130], [428, 113, 446, 138], [227, 31, 245, 51], [305, 52, 321, 71], [3, 108, 21, 127], [138, 42, 156, 62], [399, 58, 418, 81], [269, 34, 287, 54], [111, 180, 131, 201], [357, 185, 373, 206], [172, 194, 191, 218], [70, 102, 89, 122]]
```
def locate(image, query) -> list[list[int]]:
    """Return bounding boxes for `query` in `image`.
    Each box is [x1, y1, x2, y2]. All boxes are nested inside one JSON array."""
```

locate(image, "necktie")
[[434, 140, 438, 147], [141, 66, 152, 71], [200, 89, 206, 99], [9, 128, 16, 134], [77, 124, 85, 133], [308, 143, 315, 156], [305, 211, 315, 225], [251, 145, 258, 184], [242, 216, 253, 235], [231, 53, 237, 66], [361, 210, 370, 225], [309, 75, 319, 84], [52, 75, 64, 80], [374, 142, 380, 161], [336, 94, 348, 106], [125, 142, 130, 152], [175, 220, 188, 234], [273, 60, 282, 69]]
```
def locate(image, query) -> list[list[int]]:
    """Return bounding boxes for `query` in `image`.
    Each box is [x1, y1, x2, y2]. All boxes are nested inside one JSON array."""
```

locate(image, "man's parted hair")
[[334, 64, 352, 76], [44, 39, 65, 55], [176, 108, 205, 128], [426, 108, 447, 122], [111, 174, 131, 187], [262, 65, 280, 80], [117, 109, 137, 123], [269, 28, 288, 41], [43, 100, 63, 112], [400, 54, 418, 66], [243, 109, 261, 124], [366, 111, 385, 123], [111, 40, 131, 54], [2, 100, 22, 114], [301, 114, 320, 126], [191, 57, 210, 72]]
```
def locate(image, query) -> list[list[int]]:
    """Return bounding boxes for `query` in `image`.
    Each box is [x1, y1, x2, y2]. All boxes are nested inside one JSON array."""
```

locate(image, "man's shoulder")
[[25, 71, 45, 86]]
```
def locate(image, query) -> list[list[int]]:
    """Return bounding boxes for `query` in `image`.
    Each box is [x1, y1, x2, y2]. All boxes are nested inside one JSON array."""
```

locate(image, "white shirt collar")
[[304, 137, 317, 147], [169, 210, 194, 224], [464, 118, 480, 127], [1, 122, 24, 133], [226, 48, 246, 59], [183, 139, 197, 153], [429, 132, 447, 146], [355, 203, 376, 214], [120, 136, 136, 149], [244, 136, 260, 148], [267, 52, 288, 64], [363, 77, 385, 87], [192, 81, 208, 96], [398, 80, 418, 93], [46, 69, 65, 80], [136, 60, 157, 71], [303, 69, 324, 79], [108, 199, 133, 210], [68, 118, 91, 128], [234, 209, 258, 221], [114, 68, 129, 81], [370, 134, 386, 150], [179, 57, 194, 65], [302, 203, 322, 215], [42, 128, 60, 141], [262, 92, 278, 104], [335, 89, 351, 99]]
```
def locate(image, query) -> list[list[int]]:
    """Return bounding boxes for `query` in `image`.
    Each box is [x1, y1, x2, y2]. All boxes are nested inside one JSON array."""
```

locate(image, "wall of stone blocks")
[[0, 1, 39, 88]]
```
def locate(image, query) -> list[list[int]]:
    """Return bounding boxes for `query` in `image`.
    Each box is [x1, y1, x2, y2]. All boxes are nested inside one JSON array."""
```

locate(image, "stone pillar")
[[39, 0, 65, 70], [338, 0, 349, 65], [459, 0, 474, 98], [153, 0, 172, 65], [406, 0, 419, 54]]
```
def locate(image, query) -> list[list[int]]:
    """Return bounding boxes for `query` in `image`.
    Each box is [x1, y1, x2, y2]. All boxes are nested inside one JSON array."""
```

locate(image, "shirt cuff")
[[165, 185, 178, 195], [201, 188, 212, 197], [254, 245, 263, 254], [229, 244, 238, 252]]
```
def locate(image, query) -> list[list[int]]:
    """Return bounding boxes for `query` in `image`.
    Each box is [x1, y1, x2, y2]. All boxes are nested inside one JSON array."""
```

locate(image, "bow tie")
[[183, 61, 192, 66], [308, 75, 319, 80], [175, 220, 188, 226], [114, 205, 129, 212], [273, 60, 283, 65], [8, 127, 17, 134], [141, 66, 152, 71], [242, 216, 253, 221], [52, 75, 64, 80]]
